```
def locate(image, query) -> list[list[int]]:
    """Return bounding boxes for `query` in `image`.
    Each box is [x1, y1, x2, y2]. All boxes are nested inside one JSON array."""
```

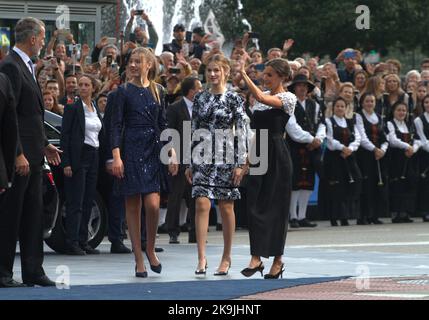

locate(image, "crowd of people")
[[1, 11, 429, 286]]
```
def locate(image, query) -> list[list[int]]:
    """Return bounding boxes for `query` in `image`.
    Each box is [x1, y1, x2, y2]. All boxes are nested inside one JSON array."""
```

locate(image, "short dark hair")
[[421, 58, 429, 66], [181, 77, 199, 97], [96, 93, 108, 102], [45, 79, 59, 86]]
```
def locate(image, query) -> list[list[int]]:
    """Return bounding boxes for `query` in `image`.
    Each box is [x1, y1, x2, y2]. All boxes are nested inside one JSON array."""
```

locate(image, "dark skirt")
[[388, 148, 419, 213], [289, 142, 319, 191], [246, 135, 292, 258], [323, 150, 362, 220], [417, 150, 429, 213], [357, 149, 389, 219]]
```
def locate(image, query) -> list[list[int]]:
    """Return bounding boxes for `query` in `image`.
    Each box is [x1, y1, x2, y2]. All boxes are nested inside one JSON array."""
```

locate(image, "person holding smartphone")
[[335, 48, 364, 83], [125, 9, 159, 49]]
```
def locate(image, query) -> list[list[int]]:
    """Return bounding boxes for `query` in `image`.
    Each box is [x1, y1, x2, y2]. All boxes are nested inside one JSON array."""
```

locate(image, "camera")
[[344, 51, 356, 59], [135, 9, 144, 15], [169, 67, 181, 74], [255, 64, 265, 72], [186, 31, 193, 43], [248, 32, 260, 39], [69, 43, 81, 52], [106, 54, 113, 67]]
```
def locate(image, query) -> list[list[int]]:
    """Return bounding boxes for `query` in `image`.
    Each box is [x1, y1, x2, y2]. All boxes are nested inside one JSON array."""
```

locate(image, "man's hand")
[[45, 144, 62, 166], [16, 154, 30, 176], [64, 166, 73, 178], [168, 149, 179, 176]]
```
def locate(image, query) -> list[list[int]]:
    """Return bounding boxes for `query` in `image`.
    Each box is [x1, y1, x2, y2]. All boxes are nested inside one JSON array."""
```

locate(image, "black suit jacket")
[[167, 97, 191, 168], [0, 73, 18, 189], [60, 98, 103, 170], [0, 50, 47, 166]]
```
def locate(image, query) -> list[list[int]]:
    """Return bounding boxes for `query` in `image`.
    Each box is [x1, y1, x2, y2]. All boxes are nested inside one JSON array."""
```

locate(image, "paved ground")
[[10, 218, 429, 299]]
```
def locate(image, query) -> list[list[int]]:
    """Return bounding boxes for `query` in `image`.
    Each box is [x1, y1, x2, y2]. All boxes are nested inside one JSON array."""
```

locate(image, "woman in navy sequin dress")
[[111, 48, 178, 277]]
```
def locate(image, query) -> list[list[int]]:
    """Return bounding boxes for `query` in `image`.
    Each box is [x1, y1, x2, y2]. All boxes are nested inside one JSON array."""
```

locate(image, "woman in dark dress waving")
[[239, 59, 297, 279], [111, 48, 178, 277]]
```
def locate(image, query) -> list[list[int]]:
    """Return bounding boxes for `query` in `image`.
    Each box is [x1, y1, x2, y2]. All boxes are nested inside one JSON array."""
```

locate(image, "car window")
[[44, 122, 61, 140]]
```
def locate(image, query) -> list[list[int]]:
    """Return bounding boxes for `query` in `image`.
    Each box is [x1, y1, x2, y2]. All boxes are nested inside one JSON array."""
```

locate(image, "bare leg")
[[268, 255, 284, 275], [247, 255, 262, 269], [125, 195, 145, 272], [217, 200, 235, 272], [144, 192, 160, 265], [195, 197, 211, 270]]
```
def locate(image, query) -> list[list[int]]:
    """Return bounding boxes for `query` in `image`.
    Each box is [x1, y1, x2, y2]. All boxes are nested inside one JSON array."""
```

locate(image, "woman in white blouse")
[[387, 101, 421, 223], [324, 97, 362, 227], [414, 95, 429, 222], [355, 93, 389, 225]]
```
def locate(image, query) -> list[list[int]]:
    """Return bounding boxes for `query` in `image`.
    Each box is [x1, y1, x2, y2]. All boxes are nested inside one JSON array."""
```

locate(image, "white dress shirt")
[[83, 101, 102, 148], [414, 112, 429, 152], [387, 119, 421, 153], [326, 115, 361, 152], [355, 110, 389, 153], [183, 96, 193, 119], [295, 99, 327, 142], [13, 46, 36, 81]]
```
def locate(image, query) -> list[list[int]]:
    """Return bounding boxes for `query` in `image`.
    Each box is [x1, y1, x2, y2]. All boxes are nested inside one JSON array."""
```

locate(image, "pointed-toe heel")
[[146, 252, 162, 274], [135, 265, 148, 278], [241, 262, 264, 278], [195, 258, 208, 276], [214, 258, 231, 276]]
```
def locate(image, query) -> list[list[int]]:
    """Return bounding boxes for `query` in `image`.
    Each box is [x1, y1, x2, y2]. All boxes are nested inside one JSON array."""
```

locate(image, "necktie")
[[27, 60, 36, 81]]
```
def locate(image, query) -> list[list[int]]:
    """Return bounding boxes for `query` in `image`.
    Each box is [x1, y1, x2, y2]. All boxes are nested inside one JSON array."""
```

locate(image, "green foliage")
[[240, 0, 429, 58]]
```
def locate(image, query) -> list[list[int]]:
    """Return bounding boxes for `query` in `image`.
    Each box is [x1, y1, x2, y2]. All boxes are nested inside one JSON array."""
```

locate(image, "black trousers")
[[166, 168, 195, 237], [64, 145, 99, 246], [0, 164, 45, 280]]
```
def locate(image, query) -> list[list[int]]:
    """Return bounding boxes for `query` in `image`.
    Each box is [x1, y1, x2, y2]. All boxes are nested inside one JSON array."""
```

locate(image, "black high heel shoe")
[[135, 265, 148, 278], [264, 263, 285, 279], [214, 258, 231, 276], [145, 251, 162, 274], [241, 261, 264, 278], [195, 258, 208, 276]]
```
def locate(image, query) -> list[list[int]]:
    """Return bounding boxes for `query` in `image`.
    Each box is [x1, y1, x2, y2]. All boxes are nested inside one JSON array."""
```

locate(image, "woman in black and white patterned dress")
[[185, 54, 247, 276]]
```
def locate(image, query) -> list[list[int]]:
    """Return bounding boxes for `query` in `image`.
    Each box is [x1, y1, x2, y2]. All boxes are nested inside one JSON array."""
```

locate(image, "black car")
[[43, 110, 108, 253]]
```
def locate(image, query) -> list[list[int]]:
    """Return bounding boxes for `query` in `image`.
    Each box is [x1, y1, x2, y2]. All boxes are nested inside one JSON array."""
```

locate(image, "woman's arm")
[[387, 122, 410, 150]]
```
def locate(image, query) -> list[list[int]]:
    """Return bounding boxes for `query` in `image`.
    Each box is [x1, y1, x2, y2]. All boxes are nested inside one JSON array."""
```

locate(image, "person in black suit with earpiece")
[[0, 17, 62, 288]]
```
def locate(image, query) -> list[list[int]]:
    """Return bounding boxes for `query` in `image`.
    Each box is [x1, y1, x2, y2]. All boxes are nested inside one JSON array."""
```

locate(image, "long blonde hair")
[[131, 47, 161, 104]]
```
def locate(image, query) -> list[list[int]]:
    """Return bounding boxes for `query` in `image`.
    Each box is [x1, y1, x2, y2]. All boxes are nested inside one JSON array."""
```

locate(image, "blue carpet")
[[0, 277, 348, 300]]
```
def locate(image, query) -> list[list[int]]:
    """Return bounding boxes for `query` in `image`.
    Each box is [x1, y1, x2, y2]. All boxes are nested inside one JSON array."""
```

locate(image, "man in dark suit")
[[0, 73, 18, 194], [166, 77, 202, 244], [0, 17, 62, 288]]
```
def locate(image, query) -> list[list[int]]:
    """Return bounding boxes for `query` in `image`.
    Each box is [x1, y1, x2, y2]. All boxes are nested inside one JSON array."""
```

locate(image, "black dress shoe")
[[157, 223, 168, 234], [402, 216, 414, 223], [392, 217, 402, 223], [80, 244, 100, 255], [330, 219, 339, 227], [340, 219, 350, 226], [357, 218, 369, 225], [65, 244, 86, 255], [423, 214, 429, 222], [169, 235, 180, 244], [298, 219, 317, 228], [23, 275, 57, 287], [110, 241, 132, 254], [0, 278, 27, 288], [289, 219, 300, 228], [370, 218, 384, 225]]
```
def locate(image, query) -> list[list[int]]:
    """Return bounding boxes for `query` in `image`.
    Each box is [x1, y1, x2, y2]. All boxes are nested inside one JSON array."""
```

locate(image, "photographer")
[[125, 9, 159, 49], [335, 48, 364, 83]]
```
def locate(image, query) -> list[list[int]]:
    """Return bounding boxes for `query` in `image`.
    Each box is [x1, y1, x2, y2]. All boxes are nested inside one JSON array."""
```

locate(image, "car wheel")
[[44, 192, 108, 254]]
